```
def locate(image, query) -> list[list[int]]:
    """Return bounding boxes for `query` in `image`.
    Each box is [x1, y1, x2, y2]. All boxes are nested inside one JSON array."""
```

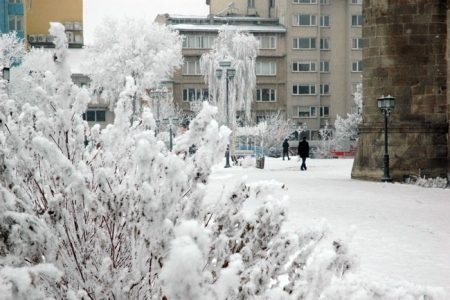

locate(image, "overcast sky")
[[83, 0, 210, 44]]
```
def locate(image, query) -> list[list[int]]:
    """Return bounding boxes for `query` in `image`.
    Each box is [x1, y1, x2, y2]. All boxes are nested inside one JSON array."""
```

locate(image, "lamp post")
[[216, 61, 236, 168], [162, 117, 179, 151], [377, 95, 395, 182], [291, 122, 308, 142], [150, 86, 167, 136]]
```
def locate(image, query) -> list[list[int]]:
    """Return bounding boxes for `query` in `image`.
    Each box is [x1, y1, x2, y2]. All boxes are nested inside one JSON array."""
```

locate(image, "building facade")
[[0, 0, 25, 39], [207, 0, 363, 141], [156, 13, 287, 126], [25, 0, 83, 49]]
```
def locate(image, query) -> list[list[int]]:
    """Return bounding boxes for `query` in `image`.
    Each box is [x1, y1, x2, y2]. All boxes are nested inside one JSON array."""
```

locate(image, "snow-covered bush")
[[0, 32, 24, 68], [414, 176, 449, 189]]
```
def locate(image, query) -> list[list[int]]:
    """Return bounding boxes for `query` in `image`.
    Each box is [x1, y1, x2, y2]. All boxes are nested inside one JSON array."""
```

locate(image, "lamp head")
[[377, 95, 395, 110], [216, 68, 223, 79], [219, 61, 231, 68], [227, 68, 236, 79]]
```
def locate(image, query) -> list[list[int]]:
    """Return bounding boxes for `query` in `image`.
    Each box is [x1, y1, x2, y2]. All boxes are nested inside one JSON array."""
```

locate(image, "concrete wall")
[[25, 0, 82, 36]]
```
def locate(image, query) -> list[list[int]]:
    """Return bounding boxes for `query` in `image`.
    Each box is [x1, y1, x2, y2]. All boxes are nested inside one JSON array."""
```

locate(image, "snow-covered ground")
[[208, 157, 450, 290]]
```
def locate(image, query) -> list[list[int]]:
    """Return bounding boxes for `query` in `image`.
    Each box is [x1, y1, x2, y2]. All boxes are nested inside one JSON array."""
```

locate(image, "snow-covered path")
[[207, 157, 450, 289]]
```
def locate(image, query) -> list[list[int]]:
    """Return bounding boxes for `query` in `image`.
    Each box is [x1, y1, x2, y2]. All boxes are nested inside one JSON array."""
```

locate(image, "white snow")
[[207, 157, 450, 290]]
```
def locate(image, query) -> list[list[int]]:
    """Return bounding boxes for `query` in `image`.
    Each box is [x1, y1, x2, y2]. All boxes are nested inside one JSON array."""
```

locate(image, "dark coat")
[[298, 140, 309, 157], [282, 140, 289, 151]]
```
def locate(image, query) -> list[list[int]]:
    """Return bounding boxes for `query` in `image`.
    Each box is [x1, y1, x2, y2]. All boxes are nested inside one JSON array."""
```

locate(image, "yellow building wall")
[[25, 0, 82, 35]]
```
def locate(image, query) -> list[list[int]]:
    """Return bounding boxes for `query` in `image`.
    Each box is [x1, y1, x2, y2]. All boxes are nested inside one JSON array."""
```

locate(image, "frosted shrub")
[[415, 176, 449, 189]]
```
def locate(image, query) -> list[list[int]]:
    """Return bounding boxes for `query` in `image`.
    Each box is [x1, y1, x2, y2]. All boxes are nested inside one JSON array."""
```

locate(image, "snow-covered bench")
[[231, 150, 253, 166]]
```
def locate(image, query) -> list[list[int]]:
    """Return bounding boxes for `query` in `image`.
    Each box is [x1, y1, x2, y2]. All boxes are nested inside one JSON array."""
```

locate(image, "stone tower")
[[352, 1, 449, 182]]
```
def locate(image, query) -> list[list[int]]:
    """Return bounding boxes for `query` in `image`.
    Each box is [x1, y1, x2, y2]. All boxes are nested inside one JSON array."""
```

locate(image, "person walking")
[[298, 136, 309, 170], [282, 139, 291, 160]]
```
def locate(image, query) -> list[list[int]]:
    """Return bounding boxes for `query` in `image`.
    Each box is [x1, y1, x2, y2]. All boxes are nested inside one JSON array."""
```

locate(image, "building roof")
[[169, 23, 286, 33]]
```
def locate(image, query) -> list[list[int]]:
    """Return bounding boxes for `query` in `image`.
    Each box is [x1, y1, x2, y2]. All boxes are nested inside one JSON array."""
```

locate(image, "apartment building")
[[156, 13, 287, 126], [209, 0, 363, 141], [0, 0, 25, 39], [23, 0, 83, 48]]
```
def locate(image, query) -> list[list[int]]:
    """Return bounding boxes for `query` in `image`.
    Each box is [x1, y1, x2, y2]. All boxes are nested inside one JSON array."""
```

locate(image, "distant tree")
[[0, 32, 23, 68], [83, 17, 184, 116], [315, 121, 335, 159], [261, 112, 294, 157], [334, 83, 363, 145], [200, 26, 259, 126]]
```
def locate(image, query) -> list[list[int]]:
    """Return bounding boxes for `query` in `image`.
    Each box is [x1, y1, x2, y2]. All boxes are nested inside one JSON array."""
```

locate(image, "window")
[[83, 110, 106, 122], [293, 61, 316, 72], [293, 14, 317, 26], [320, 38, 330, 50], [248, 0, 255, 8], [351, 106, 360, 114], [321, 0, 330, 4], [320, 106, 330, 117], [293, 37, 316, 49], [351, 0, 362, 3], [256, 89, 276, 102], [294, 106, 317, 118], [352, 38, 363, 49], [9, 0, 22, 3], [256, 62, 276, 75], [257, 36, 276, 49], [293, 83, 316, 95], [320, 84, 330, 95], [320, 61, 330, 72], [352, 15, 363, 26], [270, 0, 275, 7], [293, 0, 317, 3], [320, 15, 330, 27], [183, 36, 214, 49], [182, 61, 201, 75], [8, 15, 23, 31], [352, 60, 363, 72], [182, 89, 210, 102]]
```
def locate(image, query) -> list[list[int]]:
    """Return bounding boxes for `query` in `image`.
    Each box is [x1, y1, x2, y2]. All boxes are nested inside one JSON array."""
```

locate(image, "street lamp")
[[162, 117, 179, 151], [216, 61, 235, 168], [2, 67, 10, 82], [377, 95, 395, 182], [291, 122, 308, 141], [150, 85, 167, 136]]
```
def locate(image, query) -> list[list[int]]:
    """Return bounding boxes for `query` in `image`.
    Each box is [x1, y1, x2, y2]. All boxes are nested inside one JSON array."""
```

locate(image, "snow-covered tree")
[[315, 121, 335, 159], [200, 26, 259, 126], [0, 32, 24, 68], [261, 112, 294, 157], [235, 111, 294, 157], [83, 17, 184, 114], [334, 83, 362, 144]]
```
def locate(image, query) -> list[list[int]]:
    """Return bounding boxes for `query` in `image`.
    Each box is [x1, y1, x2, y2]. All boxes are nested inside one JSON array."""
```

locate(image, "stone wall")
[[352, 0, 449, 181]]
